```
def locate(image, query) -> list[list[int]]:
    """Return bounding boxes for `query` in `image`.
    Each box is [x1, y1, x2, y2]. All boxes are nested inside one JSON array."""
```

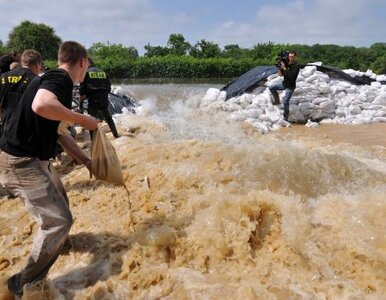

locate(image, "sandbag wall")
[[199, 66, 386, 133]]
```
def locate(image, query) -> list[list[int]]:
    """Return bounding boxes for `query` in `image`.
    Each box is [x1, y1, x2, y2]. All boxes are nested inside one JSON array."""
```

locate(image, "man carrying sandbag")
[[0, 41, 98, 297]]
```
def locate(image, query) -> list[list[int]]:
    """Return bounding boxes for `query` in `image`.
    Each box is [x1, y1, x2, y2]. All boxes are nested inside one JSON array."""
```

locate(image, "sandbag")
[[91, 125, 125, 186]]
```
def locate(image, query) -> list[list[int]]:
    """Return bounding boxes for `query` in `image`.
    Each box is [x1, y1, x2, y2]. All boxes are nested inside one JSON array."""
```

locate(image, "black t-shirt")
[[0, 68, 38, 129], [0, 69, 73, 160], [79, 66, 111, 109], [0, 55, 13, 75], [283, 62, 300, 89]]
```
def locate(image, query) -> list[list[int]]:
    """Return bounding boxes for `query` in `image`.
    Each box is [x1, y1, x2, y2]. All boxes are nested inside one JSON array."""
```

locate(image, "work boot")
[[283, 110, 289, 121], [8, 273, 23, 297], [271, 96, 280, 105]]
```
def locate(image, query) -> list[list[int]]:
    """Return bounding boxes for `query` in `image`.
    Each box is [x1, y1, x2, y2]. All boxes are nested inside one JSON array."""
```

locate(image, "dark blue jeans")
[[269, 82, 295, 114]]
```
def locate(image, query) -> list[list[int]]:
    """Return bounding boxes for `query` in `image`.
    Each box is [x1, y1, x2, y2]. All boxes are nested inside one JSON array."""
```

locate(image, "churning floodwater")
[[0, 83, 386, 299]]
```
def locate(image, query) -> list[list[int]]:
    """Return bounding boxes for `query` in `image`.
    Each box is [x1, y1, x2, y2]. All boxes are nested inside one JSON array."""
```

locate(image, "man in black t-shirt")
[[0, 49, 42, 134], [0, 51, 21, 76], [269, 50, 300, 121], [79, 58, 119, 138], [0, 41, 98, 297]]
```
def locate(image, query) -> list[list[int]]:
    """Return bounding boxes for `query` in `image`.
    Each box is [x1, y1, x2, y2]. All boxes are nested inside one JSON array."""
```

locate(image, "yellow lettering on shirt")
[[7, 76, 22, 84], [89, 71, 106, 79]]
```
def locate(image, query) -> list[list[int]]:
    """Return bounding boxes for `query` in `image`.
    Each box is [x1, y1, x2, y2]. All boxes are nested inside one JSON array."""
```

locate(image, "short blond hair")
[[58, 41, 87, 66], [21, 49, 42, 67]]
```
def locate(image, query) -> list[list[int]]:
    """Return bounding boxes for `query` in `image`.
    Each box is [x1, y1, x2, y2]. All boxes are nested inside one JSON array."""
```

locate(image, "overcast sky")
[[1, 0, 385, 55]]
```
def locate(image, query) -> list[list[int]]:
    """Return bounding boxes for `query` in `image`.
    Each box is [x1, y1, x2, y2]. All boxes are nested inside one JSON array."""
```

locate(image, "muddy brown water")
[[0, 84, 385, 299]]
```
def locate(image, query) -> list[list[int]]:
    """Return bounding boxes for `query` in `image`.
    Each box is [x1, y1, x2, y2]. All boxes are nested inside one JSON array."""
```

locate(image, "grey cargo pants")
[[0, 151, 73, 294]]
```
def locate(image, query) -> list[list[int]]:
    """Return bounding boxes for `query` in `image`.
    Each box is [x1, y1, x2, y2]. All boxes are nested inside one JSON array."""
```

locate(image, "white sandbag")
[[251, 94, 269, 105], [371, 81, 382, 88], [305, 74, 319, 83], [238, 94, 254, 108], [376, 74, 386, 82], [365, 69, 377, 79], [265, 110, 282, 123], [316, 73, 330, 83], [309, 110, 334, 120], [202, 88, 220, 104], [355, 93, 370, 103], [299, 102, 315, 111], [301, 66, 317, 78], [289, 107, 307, 123], [374, 110, 386, 117], [267, 76, 283, 86], [206, 101, 225, 112], [295, 96, 313, 104], [360, 103, 383, 110], [372, 93, 386, 105], [312, 97, 330, 105], [361, 110, 377, 118], [348, 105, 362, 115], [217, 91, 227, 102], [248, 99, 264, 110], [343, 69, 357, 77], [372, 117, 386, 123], [295, 85, 316, 94], [334, 107, 347, 117], [315, 82, 331, 93], [223, 102, 241, 112], [305, 119, 320, 128], [245, 109, 261, 118], [318, 100, 335, 113], [227, 111, 246, 122]]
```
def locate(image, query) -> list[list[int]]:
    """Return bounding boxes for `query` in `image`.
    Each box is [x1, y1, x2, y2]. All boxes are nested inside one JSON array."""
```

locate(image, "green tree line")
[[1, 21, 386, 78]]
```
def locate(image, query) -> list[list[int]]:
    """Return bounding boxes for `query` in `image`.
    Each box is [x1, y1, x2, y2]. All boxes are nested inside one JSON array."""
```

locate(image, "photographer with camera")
[[269, 50, 300, 121]]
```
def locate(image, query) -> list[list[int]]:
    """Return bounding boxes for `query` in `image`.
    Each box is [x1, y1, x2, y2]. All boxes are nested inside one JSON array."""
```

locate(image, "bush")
[[93, 56, 259, 79]]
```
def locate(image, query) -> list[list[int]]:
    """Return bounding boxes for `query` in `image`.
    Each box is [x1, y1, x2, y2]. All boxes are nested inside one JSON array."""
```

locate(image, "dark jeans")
[[269, 82, 295, 117]]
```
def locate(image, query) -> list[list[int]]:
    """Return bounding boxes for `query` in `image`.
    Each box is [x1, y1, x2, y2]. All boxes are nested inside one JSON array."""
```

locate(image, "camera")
[[276, 50, 289, 68]]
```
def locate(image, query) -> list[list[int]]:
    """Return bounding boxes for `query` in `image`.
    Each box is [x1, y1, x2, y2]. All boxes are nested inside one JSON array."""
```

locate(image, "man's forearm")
[[57, 134, 90, 165]]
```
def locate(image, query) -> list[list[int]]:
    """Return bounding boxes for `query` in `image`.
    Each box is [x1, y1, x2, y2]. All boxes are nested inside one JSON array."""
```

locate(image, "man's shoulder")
[[41, 69, 72, 83], [43, 68, 68, 76], [1, 68, 35, 83]]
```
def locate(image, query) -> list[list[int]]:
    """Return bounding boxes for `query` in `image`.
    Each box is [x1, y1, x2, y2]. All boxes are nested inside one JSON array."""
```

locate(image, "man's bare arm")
[[32, 89, 98, 130], [57, 134, 92, 173]]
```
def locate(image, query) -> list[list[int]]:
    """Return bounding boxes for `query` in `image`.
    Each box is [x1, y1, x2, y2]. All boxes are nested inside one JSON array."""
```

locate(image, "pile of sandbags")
[[199, 66, 386, 133]]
